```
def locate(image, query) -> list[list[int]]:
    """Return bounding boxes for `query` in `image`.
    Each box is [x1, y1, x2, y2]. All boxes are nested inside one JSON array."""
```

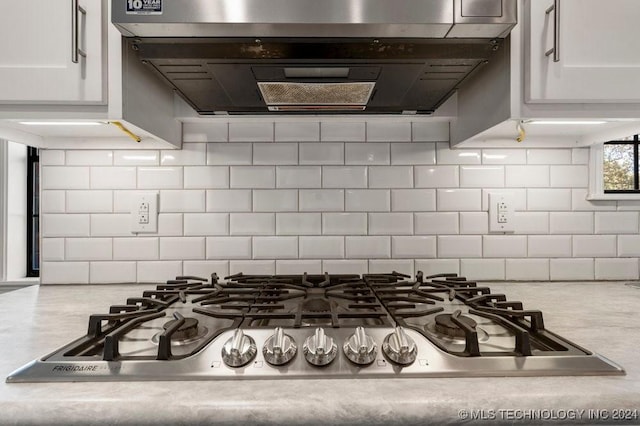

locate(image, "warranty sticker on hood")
[[126, 0, 162, 15]]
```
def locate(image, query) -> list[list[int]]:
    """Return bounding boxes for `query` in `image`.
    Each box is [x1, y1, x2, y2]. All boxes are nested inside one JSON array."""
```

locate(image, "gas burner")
[[151, 317, 209, 346], [434, 313, 477, 338]]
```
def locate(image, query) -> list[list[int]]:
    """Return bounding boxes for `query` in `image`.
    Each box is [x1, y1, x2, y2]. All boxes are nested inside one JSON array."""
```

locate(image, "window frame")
[[26, 147, 39, 277], [589, 138, 640, 201]]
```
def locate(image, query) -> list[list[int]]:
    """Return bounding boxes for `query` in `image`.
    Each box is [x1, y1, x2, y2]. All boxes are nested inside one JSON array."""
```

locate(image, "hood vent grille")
[[258, 82, 375, 111]]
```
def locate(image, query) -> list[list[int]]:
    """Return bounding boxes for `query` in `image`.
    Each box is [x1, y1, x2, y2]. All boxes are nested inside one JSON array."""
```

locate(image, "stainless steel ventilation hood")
[[112, 0, 517, 115]]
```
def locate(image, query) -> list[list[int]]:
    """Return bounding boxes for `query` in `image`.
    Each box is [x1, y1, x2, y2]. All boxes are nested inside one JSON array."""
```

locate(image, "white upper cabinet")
[[526, 0, 640, 103], [0, 0, 104, 104]]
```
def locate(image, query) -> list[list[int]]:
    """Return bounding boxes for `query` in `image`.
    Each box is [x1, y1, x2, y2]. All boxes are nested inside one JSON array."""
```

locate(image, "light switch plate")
[[131, 192, 158, 233], [489, 192, 515, 233]]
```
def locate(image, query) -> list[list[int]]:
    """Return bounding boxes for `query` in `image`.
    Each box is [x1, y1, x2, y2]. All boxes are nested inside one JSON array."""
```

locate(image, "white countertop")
[[1, 282, 639, 425]]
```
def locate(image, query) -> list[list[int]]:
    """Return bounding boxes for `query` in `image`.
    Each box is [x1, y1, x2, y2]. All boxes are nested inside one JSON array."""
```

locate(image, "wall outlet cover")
[[131, 192, 158, 233]]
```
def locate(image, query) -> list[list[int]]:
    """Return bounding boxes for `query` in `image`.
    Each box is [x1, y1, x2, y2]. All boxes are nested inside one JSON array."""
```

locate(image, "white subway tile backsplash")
[[184, 213, 229, 236], [505, 166, 549, 187], [276, 260, 322, 274], [528, 235, 572, 257], [183, 122, 228, 142], [571, 189, 617, 211], [113, 190, 136, 213], [460, 166, 504, 188], [527, 149, 571, 165], [230, 213, 275, 235], [322, 213, 367, 235], [253, 237, 298, 259], [617, 201, 640, 211], [207, 237, 252, 259], [437, 189, 481, 211], [66, 151, 113, 166], [114, 151, 159, 166], [367, 122, 411, 142], [391, 189, 435, 212], [436, 143, 480, 165], [229, 260, 275, 275], [253, 143, 298, 165], [66, 190, 113, 213], [415, 212, 459, 235], [572, 148, 590, 165], [41, 262, 89, 284], [550, 259, 594, 280], [40, 150, 65, 166], [549, 212, 593, 234], [299, 236, 344, 259], [321, 260, 368, 274], [137, 261, 183, 283], [369, 213, 413, 235], [229, 122, 273, 142], [275, 122, 319, 142], [391, 143, 436, 165], [595, 258, 639, 280], [161, 143, 206, 166], [277, 213, 321, 235], [345, 190, 390, 212], [299, 143, 344, 165], [160, 190, 206, 212], [483, 236, 527, 258], [391, 236, 436, 258], [345, 143, 389, 165], [369, 260, 414, 275], [482, 149, 526, 165], [42, 167, 90, 189], [505, 259, 550, 281], [184, 166, 229, 189], [138, 167, 183, 189], [414, 166, 459, 188], [527, 189, 571, 211], [183, 261, 229, 279], [346, 236, 390, 258], [550, 165, 588, 188], [573, 235, 616, 257], [158, 214, 183, 236], [321, 122, 365, 142], [299, 189, 344, 212], [459, 212, 488, 234], [41, 190, 66, 213], [90, 214, 131, 237], [66, 238, 112, 261], [369, 166, 413, 188], [42, 214, 90, 237], [41, 238, 65, 261], [230, 166, 275, 189], [113, 238, 158, 260], [277, 166, 321, 188], [322, 166, 367, 188], [160, 237, 205, 260], [253, 190, 298, 212], [595, 212, 639, 234], [438, 236, 481, 258], [481, 189, 527, 211], [91, 167, 136, 189], [514, 212, 549, 234], [411, 122, 449, 142], [618, 235, 640, 257], [460, 259, 505, 280], [206, 190, 252, 212], [90, 262, 136, 283], [207, 143, 252, 165], [414, 259, 460, 276]]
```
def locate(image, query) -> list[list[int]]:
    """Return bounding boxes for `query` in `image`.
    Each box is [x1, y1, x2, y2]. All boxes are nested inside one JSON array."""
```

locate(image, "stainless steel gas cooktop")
[[7, 272, 625, 382]]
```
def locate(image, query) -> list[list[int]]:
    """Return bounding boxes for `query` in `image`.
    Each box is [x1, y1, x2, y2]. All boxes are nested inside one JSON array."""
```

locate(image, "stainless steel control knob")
[[303, 327, 337, 366], [221, 329, 257, 367], [382, 326, 417, 366], [262, 327, 297, 366], [343, 326, 377, 365]]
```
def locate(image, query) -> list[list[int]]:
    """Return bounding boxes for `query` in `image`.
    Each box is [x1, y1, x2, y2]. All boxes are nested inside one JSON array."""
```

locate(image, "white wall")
[[38, 120, 640, 284], [6, 141, 27, 280]]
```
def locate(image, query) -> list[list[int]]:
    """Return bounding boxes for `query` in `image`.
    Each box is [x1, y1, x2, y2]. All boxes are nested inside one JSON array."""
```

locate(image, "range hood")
[[112, 0, 516, 115]]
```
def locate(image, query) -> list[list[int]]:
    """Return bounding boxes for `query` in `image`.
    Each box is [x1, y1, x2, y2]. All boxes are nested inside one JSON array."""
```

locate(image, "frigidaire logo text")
[[52, 365, 104, 372]]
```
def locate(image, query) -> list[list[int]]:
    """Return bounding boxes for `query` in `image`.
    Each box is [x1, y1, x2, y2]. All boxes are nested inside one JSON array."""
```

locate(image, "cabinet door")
[[0, 0, 104, 104], [526, 0, 640, 103]]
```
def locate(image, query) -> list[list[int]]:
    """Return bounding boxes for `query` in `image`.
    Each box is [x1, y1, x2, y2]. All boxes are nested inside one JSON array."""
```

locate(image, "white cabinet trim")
[[0, 140, 7, 281]]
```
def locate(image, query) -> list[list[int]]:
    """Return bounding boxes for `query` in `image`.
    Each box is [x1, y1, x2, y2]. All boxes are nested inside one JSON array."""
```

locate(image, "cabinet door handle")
[[71, 0, 87, 63], [544, 0, 560, 62]]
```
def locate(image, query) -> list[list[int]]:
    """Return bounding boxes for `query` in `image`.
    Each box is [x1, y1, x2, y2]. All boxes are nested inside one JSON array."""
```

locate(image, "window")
[[27, 147, 39, 277], [603, 135, 639, 193]]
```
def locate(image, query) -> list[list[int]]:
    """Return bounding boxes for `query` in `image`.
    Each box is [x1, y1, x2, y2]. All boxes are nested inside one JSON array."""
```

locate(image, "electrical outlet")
[[131, 192, 158, 233], [489, 192, 515, 233]]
